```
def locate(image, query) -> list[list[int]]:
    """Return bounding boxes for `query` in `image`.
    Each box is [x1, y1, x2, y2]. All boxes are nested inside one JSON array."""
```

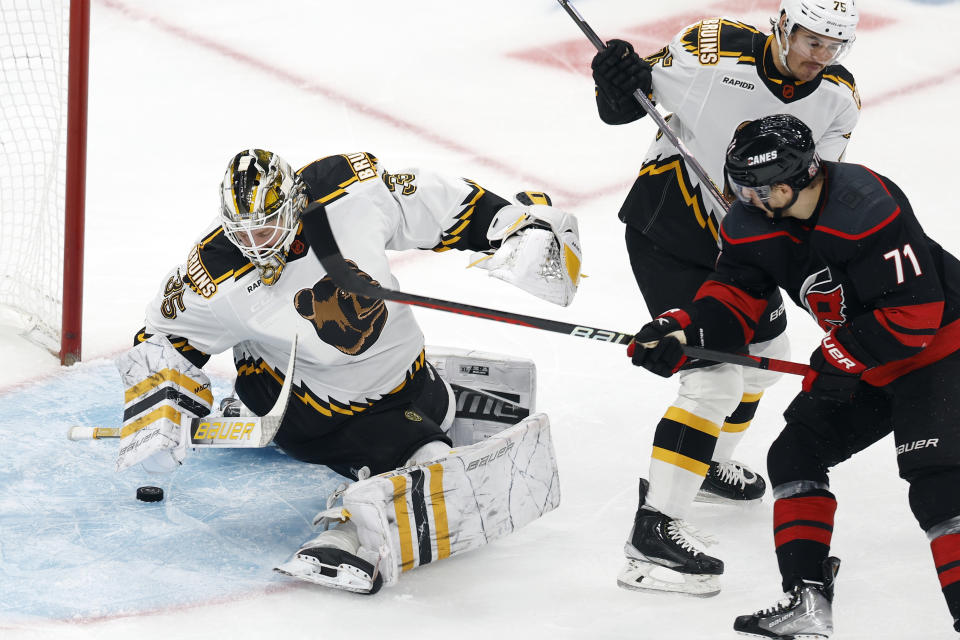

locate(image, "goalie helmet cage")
[[0, 0, 89, 365]]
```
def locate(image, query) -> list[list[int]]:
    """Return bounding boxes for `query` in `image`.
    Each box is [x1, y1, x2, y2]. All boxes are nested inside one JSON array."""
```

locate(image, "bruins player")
[[114, 149, 580, 593], [631, 114, 960, 638], [590, 0, 860, 594]]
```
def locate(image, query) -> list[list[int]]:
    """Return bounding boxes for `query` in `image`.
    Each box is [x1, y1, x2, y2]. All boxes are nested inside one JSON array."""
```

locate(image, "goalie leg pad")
[[330, 412, 560, 588], [426, 346, 536, 446]]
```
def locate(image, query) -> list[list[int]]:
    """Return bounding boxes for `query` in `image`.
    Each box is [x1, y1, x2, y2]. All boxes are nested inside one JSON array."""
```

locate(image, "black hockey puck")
[[136, 486, 164, 502]]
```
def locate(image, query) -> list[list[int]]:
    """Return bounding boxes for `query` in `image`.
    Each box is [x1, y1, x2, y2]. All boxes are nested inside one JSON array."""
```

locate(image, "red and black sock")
[[931, 533, 960, 629], [773, 490, 837, 592]]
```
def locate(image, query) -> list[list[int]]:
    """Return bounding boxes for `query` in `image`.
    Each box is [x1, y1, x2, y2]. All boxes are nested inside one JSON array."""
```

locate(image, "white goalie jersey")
[[141, 152, 505, 432]]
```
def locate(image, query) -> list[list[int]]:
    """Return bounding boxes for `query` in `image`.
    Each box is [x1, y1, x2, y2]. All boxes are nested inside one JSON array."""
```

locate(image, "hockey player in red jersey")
[[114, 149, 580, 594], [629, 113, 960, 637], [588, 0, 861, 594]]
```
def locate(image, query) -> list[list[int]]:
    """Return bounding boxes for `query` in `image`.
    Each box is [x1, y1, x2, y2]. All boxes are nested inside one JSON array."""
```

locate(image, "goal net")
[[0, 0, 88, 364]]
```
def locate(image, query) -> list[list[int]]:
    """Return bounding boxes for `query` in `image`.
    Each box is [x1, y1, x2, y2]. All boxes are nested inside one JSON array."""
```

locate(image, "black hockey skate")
[[618, 479, 724, 597], [696, 459, 766, 504], [733, 556, 840, 639]]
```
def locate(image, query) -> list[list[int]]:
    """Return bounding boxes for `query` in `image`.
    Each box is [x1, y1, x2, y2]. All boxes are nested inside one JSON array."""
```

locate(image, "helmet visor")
[[727, 177, 773, 207], [789, 27, 854, 64]]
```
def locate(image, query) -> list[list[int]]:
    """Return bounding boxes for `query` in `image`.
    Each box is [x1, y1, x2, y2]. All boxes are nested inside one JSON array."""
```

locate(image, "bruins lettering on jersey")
[[294, 260, 388, 355]]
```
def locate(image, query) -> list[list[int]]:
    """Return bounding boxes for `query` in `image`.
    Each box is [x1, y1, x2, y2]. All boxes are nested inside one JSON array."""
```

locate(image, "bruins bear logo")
[[294, 261, 388, 355]]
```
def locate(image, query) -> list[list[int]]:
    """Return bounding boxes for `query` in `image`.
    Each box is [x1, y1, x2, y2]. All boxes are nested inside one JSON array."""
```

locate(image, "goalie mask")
[[220, 149, 307, 285]]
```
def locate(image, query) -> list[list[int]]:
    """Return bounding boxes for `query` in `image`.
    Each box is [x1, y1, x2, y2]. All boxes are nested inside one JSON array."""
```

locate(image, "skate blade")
[[694, 490, 763, 506], [616, 560, 720, 597], [735, 632, 829, 640], [274, 554, 377, 594]]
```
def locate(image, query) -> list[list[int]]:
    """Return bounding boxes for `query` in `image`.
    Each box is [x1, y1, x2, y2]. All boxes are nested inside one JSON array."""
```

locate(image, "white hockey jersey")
[[608, 18, 860, 267], [142, 152, 503, 435]]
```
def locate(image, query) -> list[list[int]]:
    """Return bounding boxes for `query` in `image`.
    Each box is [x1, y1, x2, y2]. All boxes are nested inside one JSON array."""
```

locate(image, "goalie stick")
[[307, 204, 808, 377], [556, 0, 729, 215], [68, 335, 300, 447]]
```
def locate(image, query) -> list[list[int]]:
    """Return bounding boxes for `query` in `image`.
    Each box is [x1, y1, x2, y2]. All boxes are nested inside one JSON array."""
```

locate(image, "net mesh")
[[0, 0, 70, 352]]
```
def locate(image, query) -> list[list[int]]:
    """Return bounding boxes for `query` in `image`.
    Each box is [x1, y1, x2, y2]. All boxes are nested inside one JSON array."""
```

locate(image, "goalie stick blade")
[[188, 334, 298, 447]]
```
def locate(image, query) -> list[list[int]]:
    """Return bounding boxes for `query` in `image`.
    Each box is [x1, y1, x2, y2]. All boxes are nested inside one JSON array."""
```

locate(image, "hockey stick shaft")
[[309, 205, 808, 376], [68, 335, 299, 446], [556, 0, 729, 214]]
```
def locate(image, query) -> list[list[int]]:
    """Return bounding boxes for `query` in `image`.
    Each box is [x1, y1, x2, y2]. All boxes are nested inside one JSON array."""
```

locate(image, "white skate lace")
[[666, 519, 719, 554], [715, 460, 753, 489], [755, 591, 798, 617]]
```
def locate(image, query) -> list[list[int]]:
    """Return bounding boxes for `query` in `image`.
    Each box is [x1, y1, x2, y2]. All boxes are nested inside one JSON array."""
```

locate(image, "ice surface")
[[3, 0, 960, 638]]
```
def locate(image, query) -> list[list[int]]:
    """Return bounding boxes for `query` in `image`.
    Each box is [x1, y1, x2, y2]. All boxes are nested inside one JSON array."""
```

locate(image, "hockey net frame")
[[0, 0, 89, 365]]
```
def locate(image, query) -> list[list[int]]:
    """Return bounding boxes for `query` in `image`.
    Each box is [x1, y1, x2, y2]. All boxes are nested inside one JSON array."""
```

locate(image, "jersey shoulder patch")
[[821, 63, 860, 108], [720, 204, 804, 248], [677, 18, 762, 65], [814, 162, 901, 240], [185, 227, 254, 298], [298, 152, 380, 206]]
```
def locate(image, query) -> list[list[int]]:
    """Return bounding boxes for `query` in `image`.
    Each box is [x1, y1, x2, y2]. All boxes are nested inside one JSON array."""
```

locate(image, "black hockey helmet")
[[724, 114, 820, 207]]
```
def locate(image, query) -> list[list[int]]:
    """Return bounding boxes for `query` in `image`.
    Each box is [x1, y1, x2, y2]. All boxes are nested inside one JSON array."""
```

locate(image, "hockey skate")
[[696, 459, 766, 504], [617, 479, 724, 597], [274, 523, 383, 595], [733, 557, 840, 639]]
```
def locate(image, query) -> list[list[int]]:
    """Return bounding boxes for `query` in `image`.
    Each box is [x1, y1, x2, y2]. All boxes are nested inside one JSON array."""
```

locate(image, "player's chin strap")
[[556, 0, 730, 217], [305, 202, 809, 378]]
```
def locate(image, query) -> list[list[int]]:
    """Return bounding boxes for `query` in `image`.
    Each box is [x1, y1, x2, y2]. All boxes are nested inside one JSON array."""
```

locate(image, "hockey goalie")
[[113, 149, 577, 593]]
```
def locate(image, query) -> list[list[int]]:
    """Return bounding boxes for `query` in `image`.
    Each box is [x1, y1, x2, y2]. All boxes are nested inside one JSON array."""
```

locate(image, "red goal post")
[[0, 0, 89, 365]]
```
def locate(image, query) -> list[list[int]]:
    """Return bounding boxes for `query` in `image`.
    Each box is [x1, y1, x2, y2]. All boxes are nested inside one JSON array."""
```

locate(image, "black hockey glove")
[[627, 312, 690, 378], [802, 348, 862, 403], [591, 39, 653, 102]]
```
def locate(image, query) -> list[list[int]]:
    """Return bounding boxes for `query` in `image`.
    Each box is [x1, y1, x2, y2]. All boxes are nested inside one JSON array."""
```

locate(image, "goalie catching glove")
[[473, 197, 582, 307]]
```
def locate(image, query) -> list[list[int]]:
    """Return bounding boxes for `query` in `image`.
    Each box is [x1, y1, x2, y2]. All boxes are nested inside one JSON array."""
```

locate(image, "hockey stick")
[[309, 205, 808, 376], [557, 0, 729, 214], [67, 335, 300, 447]]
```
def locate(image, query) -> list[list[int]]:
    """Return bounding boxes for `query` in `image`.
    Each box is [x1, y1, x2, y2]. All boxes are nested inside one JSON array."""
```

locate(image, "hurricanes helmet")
[[220, 149, 306, 267], [774, 0, 858, 68], [725, 114, 820, 211]]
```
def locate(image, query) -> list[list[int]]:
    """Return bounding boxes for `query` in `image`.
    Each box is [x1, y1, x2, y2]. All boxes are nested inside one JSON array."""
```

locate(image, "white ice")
[[3, 0, 960, 638]]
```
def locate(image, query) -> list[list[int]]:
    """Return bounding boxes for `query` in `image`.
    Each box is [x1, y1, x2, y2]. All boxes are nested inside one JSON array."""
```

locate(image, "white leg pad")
[[319, 412, 559, 587], [426, 346, 536, 446]]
